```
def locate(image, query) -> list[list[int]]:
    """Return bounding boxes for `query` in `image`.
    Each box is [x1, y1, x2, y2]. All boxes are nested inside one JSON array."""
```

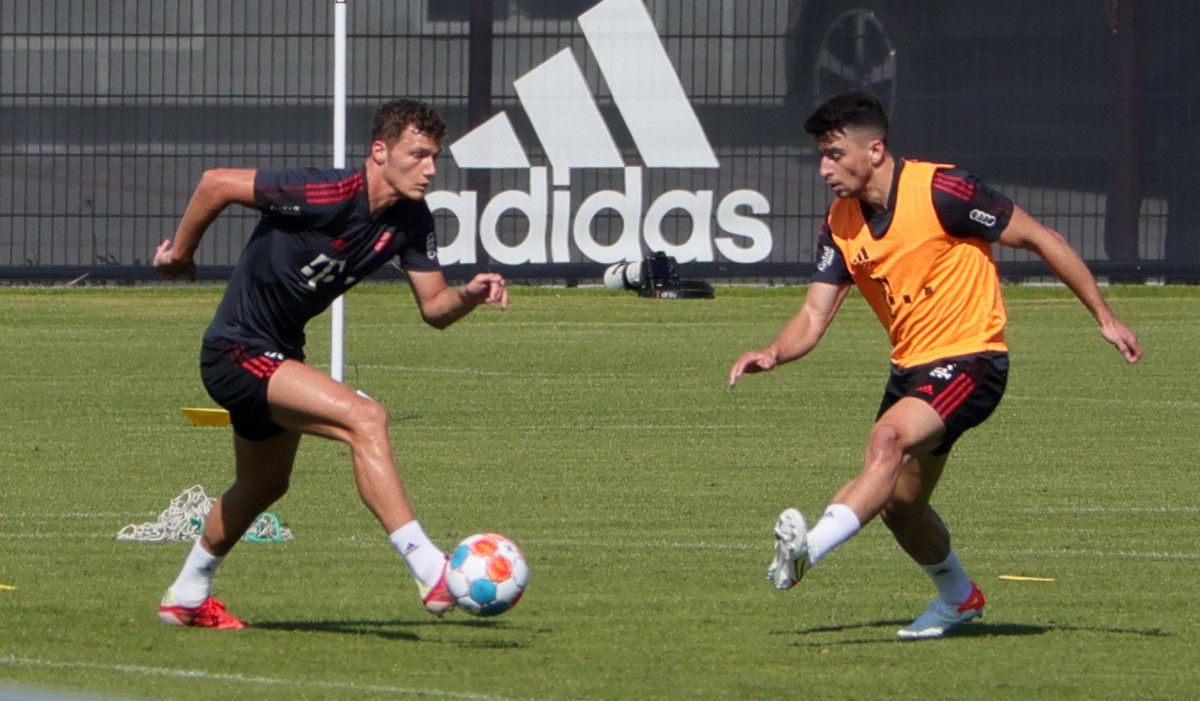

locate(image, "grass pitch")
[[0, 284, 1197, 700]]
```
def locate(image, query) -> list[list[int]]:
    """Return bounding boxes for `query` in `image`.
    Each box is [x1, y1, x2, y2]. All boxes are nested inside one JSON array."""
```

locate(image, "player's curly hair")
[[371, 99, 447, 145], [804, 90, 888, 142]]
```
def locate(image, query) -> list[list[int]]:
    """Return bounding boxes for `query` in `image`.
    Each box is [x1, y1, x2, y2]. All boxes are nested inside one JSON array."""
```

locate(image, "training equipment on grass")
[[445, 532, 529, 616], [0, 583, 16, 591], [603, 251, 714, 299], [181, 407, 231, 426], [998, 574, 1055, 582], [115, 485, 293, 543]]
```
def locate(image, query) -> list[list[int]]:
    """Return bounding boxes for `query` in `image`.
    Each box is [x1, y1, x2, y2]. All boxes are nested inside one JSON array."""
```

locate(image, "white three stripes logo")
[[448, 0, 719, 186]]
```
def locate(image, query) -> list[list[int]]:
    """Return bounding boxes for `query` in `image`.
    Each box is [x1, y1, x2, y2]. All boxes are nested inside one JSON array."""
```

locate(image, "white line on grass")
[[0, 656, 520, 701], [1023, 506, 1198, 514], [975, 547, 1200, 561], [0, 513, 152, 519], [0, 533, 116, 540], [1004, 394, 1200, 409], [345, 537, 1200, 560], [488, 539, 1200, 561]]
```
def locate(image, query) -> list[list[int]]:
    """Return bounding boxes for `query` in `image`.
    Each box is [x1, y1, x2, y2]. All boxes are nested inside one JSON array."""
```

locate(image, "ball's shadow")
[[251, 617, 531, 646]]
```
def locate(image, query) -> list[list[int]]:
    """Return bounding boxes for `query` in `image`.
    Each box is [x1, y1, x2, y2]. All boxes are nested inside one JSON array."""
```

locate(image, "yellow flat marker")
[[0, 583, 17, 591], [999, 574, 1055, 582], [181, 407, 231, 427]]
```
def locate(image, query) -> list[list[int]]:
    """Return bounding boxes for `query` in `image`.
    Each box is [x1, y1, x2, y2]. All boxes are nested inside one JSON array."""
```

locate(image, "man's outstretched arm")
[[998, 206, 1141, 362], [728, 281, 851, 387], [154, 168, 257, 280]]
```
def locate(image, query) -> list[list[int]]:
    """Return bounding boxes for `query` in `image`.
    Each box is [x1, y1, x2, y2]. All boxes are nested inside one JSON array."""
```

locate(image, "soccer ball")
[[445, 532, 529, 616]]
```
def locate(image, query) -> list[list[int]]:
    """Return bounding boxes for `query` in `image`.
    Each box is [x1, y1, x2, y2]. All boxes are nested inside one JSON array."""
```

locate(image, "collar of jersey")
[[857, 158, 905, 240]]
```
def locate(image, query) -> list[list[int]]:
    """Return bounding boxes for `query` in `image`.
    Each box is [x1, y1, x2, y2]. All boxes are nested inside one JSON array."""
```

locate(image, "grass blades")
[[0, 284, 1197, 700]]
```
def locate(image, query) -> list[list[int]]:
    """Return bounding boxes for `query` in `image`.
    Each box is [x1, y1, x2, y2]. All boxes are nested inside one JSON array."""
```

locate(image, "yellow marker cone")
[[0, 583, 17, 591], [181, 407, 231, 427]]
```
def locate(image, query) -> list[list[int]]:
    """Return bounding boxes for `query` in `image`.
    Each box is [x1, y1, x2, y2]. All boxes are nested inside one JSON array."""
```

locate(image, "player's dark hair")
[[804, 91, 888, 142], [371, 99, 447, 145]]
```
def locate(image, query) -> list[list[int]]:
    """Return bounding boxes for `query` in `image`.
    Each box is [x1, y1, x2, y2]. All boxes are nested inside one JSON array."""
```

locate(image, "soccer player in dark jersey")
[[728, 91, 1141, 640], [151, 99, 508, 628]]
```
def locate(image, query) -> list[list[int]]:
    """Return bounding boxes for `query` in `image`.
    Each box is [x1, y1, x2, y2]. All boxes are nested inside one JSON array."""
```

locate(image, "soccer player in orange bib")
[[728, 91, 1141, 640]]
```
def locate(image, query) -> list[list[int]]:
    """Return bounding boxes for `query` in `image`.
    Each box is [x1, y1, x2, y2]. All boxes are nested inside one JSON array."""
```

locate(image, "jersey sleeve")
[[253, 167, 359, 230], [393, 201, 442, 273], [811, 220, 852, 284], [930, 167, 1014, 241]]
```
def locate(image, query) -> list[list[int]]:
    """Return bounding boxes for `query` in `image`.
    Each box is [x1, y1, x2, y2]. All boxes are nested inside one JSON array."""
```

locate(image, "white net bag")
[[115, 485, 293, 543]]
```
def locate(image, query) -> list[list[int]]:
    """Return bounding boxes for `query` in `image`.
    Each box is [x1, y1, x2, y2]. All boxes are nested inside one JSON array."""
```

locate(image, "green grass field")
[[1, 284, 1197, 700]]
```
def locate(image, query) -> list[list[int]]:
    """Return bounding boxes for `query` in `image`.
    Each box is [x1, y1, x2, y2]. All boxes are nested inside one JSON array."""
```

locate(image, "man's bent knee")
[[866, 423, 905, 466], [346, 395, 389, 440]]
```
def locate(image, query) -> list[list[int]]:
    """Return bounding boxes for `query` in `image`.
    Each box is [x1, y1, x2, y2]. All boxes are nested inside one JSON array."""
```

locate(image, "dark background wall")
[[2, 0, 1197, 282]]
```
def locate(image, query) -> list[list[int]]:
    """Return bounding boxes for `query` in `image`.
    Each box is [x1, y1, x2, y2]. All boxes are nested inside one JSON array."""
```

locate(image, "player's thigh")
[[265, 359, 381, 440]]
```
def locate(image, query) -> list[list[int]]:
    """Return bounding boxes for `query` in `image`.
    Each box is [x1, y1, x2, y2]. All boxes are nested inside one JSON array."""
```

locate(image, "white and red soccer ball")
[[446, 533, 529, 616]]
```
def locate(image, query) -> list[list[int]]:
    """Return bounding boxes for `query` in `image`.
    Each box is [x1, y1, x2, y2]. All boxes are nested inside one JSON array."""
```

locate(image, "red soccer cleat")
[[158, 592, 248, 629], [417, 557, 456, 616]]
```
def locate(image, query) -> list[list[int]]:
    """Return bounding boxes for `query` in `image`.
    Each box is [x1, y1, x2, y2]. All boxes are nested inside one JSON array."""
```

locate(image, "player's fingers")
[[1121, 335, 1141, 362], [728, 359, 748, 387]]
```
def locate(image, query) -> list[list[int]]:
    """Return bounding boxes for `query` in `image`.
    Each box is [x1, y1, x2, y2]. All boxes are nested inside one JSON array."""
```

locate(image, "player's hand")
[[464, 272, 509, 310], [728, 349, 779, 388], [153, 239, 197, 281], [1100, 317, 1141, 363]]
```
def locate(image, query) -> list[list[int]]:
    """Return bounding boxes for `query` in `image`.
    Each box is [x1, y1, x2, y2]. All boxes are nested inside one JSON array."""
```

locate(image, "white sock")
[[168, 539, 223, 607], [389, 521, 445, 588], [805, 504, 862, 569], [922, 550, 973, 604]]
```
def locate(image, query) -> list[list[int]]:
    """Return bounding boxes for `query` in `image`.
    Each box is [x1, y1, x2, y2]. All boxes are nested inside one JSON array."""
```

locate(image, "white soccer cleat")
[[767, 507, 809, 590], [896, 581, 986, 640]]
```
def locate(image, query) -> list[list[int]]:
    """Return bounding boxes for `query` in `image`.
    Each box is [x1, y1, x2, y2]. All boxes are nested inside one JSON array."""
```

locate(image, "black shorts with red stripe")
[[876, 351, 1008, 456], [200, 340, 289, 441]]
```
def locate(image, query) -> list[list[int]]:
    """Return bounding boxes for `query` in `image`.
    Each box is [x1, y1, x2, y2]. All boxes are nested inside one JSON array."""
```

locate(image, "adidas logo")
[[425, 0, 772, 267], [916, 384, 934, 395], [851, 247, 873, 269]]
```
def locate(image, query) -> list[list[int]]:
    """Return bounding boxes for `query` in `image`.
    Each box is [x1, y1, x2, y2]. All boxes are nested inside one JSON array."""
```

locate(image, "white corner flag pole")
[[330, 0, 348, 382]]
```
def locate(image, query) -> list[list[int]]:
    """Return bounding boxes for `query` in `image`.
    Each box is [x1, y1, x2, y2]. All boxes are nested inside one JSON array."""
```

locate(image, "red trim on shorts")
[[240, 354, 283, 379], [930, 373, 977, 419]]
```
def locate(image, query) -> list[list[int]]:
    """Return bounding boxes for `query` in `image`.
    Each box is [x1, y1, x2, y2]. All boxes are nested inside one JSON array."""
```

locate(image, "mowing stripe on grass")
[[1024, 506, 1198, 514], [330, 536, 1200, 560], [0, 656, 520, 701]]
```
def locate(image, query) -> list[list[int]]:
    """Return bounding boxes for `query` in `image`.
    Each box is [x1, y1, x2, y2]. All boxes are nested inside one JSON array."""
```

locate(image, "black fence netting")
[[2, 0, 1197, 283]]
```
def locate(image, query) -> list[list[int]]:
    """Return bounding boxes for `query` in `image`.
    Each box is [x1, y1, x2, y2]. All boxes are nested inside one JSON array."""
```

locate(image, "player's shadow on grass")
[[780, 619, 1167, 646], [252, 617, 527, 645]]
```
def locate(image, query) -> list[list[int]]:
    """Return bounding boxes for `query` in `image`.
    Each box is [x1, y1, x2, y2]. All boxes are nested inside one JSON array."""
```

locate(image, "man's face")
[[815, 127, 881, 200], [377, 126, 441, 200]]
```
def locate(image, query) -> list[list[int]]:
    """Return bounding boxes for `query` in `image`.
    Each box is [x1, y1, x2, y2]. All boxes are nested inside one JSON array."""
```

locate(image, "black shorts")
[[199, 340, 290, 441], [877, 351, 1009, 456]]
